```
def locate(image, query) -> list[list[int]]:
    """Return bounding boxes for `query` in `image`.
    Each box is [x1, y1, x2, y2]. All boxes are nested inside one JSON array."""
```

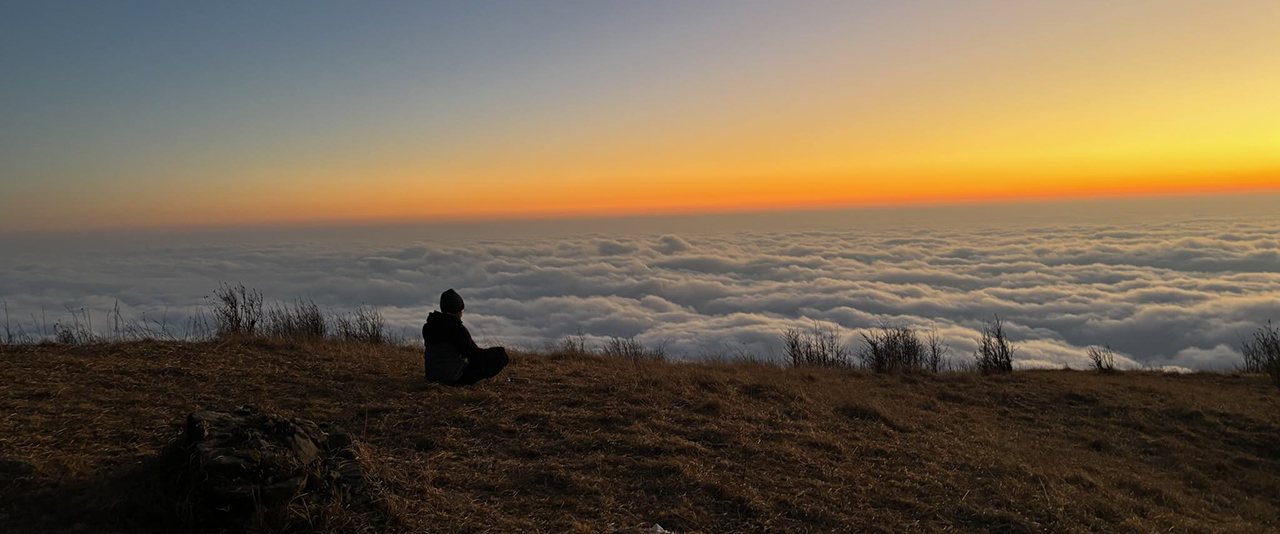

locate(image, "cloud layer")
[[3, 217, 1278, 370]]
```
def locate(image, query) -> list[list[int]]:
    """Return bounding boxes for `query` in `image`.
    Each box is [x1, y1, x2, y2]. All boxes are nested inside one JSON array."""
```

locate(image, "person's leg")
[[452, 347, 509, 386]]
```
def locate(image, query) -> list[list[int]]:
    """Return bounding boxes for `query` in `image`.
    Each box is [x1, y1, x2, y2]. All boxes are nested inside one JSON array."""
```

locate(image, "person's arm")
[[456, 324, 483, 359]]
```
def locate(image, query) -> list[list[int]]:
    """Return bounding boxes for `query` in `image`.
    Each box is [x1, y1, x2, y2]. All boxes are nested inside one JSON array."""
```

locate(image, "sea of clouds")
[[3, 203, 1278, 370]]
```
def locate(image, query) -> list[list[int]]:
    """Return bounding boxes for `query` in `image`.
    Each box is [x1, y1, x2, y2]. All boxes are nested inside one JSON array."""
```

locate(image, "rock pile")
[[173, 406, 371, 530], [0, 457, 36, 479]]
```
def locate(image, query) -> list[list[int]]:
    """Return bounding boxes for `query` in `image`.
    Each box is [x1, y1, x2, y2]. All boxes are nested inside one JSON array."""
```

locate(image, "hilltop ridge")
[[2, 338, 1278, 533]]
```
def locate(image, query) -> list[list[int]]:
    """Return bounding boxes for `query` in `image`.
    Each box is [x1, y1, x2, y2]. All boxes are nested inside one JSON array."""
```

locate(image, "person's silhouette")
[[422, 289, 509, 385]]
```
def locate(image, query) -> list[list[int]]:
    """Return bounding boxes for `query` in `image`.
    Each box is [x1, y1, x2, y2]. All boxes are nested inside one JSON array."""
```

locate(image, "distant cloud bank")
[[3, 218, 1278, 370]]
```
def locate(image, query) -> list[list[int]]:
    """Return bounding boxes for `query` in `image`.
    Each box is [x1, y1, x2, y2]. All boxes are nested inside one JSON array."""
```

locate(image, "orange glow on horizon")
[[21, 169, 1272, 234], [292, 171, 1280, 226]]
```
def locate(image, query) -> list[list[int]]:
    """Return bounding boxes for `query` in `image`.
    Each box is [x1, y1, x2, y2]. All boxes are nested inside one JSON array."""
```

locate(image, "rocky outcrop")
[[173, 406, 373, 530]]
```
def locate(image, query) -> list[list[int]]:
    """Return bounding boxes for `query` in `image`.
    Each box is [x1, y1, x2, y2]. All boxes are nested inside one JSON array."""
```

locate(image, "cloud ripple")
[[2, 218, 1278, 370]]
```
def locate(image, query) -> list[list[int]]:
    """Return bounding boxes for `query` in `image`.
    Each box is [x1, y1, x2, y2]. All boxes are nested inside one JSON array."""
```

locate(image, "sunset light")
[[3, 1, 1278, 231]]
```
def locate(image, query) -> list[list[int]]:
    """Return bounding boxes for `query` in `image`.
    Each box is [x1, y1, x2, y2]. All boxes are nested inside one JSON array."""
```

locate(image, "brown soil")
[[2, 339, 1278, 533]]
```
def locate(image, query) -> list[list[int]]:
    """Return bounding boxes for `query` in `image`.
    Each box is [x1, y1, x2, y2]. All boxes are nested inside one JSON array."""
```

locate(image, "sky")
[[2, 0, 1278, 233]]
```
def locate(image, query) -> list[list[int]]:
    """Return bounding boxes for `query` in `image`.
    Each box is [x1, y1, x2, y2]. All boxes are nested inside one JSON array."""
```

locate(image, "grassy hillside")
[[2, 338, 1278, 533]]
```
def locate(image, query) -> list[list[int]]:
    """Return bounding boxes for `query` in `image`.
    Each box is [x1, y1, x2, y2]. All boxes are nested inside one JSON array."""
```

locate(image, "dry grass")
[[1087, 346, 1119, 374], [600, 336, 669, 363], [2, 339, 1278, 533], [1241, 321, 1280, 389], [264, 299, 327, 341], [333, 306, 395, 345]]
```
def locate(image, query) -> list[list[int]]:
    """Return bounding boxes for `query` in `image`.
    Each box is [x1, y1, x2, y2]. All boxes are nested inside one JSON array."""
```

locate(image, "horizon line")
[[3, 183, 1279, 239]]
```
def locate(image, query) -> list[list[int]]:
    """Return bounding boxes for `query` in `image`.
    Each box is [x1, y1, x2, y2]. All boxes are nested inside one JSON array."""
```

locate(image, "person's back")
[[422, 289, 509, 386], [422, 310, 474, 383]]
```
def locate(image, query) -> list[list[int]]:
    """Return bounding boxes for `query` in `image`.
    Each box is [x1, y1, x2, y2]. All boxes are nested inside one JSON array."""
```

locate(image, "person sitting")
[[422, 288, 509, 386]]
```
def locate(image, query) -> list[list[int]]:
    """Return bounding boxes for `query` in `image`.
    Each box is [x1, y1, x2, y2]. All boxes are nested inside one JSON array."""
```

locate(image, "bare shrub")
[[974, 316, 1015, 375], [212, 283, 264, 337], [334, 306, 388, 345], [857, 324, 950, 373], [265, 299, 327, 340], [924, 328, 950, 373], [52, 307, 97, 345], [601, 336, 667, 362], [1240, 321, 1280, 388], [555, 329, 590, 355], [1087, 345, 1118, 374], [859, 324, 913, 372], [782, 322, 851, 368]]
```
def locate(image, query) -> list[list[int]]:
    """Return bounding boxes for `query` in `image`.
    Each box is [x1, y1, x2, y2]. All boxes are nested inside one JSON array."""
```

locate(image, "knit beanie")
[[440, 288, 465, 314]]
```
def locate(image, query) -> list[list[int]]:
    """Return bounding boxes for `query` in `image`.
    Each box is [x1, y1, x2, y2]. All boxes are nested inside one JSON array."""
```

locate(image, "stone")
[[260, 475, 308, 506], [327, 432, 354, 449], [165, 406, 372, 530], [288, 433, 320, 465], [0, 457, 36, 478], [612, 523, 676, 534]]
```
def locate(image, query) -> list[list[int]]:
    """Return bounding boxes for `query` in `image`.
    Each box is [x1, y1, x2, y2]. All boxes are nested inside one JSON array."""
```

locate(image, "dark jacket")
[[422, 311, 481, 383]]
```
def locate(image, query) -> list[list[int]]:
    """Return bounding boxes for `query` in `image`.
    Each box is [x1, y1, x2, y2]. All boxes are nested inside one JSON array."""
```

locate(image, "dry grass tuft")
[[265, 299, 328, 340], [601, 336, 668, 362], [333, 306, 394, 345], [1087, 345, 1118, 374]]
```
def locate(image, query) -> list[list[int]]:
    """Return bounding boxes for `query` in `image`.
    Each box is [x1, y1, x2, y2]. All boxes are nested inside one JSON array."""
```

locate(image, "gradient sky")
[[2, 1, 1278, 232]]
